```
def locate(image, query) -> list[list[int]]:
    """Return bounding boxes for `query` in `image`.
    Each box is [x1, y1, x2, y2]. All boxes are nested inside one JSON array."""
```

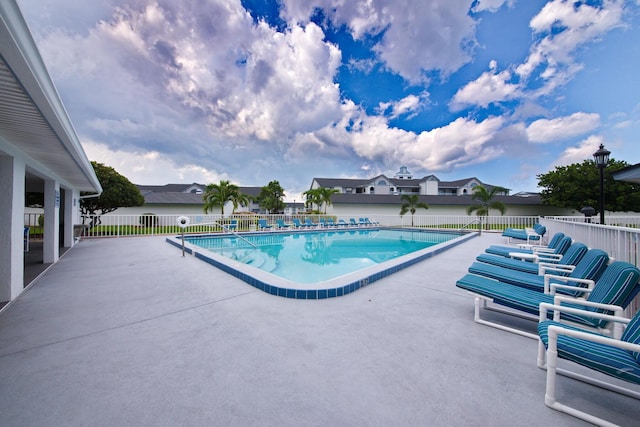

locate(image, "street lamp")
[[592, 143, 610, 225]]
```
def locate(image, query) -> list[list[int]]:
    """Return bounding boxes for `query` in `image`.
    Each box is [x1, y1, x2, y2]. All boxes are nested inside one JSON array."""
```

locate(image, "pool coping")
[[166, 228, 478, 299]]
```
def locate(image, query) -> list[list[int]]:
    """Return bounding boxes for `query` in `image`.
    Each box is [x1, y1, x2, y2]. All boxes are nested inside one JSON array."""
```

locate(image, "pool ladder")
[[211, 221, 258, 249]]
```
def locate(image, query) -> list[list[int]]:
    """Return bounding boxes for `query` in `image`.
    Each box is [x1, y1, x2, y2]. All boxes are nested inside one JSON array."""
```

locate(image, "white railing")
[[59, 214, 541, 237], [541, 217, 640, 316]]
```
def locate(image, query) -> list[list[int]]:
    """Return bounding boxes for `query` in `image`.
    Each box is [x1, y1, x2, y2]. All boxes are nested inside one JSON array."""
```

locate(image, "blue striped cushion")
[[456, 266, 639, 329], [566, 248, 607, 282], [583, 262, 640, 327], [485, 232, 566, 257], [539, 320, 640, 384], [622, 313, 640, 364], [468, 262, 546, 291], [475, 253, 541, 274]]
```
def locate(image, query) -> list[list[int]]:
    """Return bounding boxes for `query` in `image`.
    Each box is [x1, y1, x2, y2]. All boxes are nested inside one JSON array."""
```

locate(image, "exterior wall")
[[111, 205, 206, 216], [325, 202, 575, 218]]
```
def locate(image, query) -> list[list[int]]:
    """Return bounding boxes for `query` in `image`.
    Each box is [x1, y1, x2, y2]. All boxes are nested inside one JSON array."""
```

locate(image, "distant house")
[[310, 165, 509, 197], [114, 183, 263, 215], [308, 166, 574, 217], [114, 166, 576, 218]]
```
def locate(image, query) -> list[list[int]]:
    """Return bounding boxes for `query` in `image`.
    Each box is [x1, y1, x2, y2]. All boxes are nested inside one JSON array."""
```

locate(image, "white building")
[[0, 0, 102, 303]]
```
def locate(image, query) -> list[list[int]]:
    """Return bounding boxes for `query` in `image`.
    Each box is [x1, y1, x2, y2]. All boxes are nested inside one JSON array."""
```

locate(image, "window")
[[377, 180, 387, 186]]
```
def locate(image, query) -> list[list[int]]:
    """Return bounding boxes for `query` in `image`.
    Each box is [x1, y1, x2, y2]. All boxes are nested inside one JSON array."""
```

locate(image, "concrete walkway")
[[0, 233, 637, 426]]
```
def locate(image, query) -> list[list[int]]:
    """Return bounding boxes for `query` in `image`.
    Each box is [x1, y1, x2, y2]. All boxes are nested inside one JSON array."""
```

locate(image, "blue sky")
[[17, 0, 640, 200]]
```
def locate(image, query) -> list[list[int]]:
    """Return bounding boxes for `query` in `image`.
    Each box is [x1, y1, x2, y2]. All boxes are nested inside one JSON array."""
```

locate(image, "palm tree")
[[303, 188, 323, 213], [258, 180, 286, 213], [318, 187, 340, 214], [202, 180, 241, 215], [466, 185, 508, 231], [399, 194, 429, 227]]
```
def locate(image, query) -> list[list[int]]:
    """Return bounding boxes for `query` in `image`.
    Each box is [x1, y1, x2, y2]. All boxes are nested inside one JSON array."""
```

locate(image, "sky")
[[16, 0, 640, 200]]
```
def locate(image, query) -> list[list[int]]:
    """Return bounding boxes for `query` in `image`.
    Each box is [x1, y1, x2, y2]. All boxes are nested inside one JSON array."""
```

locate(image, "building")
[[1, 0, 102, 303], [310, 165, 509, 197], [308, 166, 572, 217]]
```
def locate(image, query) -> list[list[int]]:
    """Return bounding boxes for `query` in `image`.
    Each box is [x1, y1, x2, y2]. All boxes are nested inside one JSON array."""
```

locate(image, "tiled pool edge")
[[166, 229, 478, 299]]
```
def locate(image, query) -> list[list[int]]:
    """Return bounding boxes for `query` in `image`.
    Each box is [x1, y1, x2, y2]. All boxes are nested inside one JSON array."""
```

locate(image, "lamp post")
[[592, 143, 610, 225]]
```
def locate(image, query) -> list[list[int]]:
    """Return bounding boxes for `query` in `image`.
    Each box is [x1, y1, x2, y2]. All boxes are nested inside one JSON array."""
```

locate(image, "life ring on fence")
[[177, 216, 190, 229]]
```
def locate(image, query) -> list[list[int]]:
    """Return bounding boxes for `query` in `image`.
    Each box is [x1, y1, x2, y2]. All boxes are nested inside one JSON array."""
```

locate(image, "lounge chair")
[[485, 232, 566, 257], [326, 219, 337, 227], [455, 261, 640, 338], [304, 218, 318, 228], [257, 219, 272, 230], [227, 219, 238, 232], [502, 223, 546, 244], [275, 219, 291, 229], [467, 246, 607, 294], [349, 218, 359, 227], [474, 236, 575, 274], [363, 218, 379, 226], [536, 304, 640, 425], [291, 219, 304, 229], [337, 219, 349, 227]]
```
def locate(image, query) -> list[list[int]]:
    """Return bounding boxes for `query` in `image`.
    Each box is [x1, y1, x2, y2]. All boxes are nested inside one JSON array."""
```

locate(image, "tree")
[[202, 180, 248, 215], [257, 180, 286, 213], [80, 161, 144, 228], [399, 194, 429, 226], [537, 159, 640, 212], [318, 187, 340, 214], [303, 188, 323, 212], [304, 187, 339, 214], [466, 185, 507, 231]]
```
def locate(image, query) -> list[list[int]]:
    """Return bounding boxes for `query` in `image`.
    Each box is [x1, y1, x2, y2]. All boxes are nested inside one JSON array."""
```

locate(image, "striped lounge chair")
[[484, 232, 566, 258], [455, 261, 640, 338], [474, 237, 578, 275], [502, 223, 546, 244], [467, 246, 606, 294], [537, 304, 640, 425]]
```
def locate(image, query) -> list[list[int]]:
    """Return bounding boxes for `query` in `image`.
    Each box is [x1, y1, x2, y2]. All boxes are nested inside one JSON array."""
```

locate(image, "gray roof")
[[330, 193, 542, 206], [314, 175, 508, 191], [136, 184, 263, 205], [143, 192, 205, 205]]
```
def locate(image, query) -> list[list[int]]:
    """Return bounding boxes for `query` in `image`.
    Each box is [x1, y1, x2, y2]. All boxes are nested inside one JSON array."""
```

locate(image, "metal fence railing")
[[541, 216, 640, 317], [31, 214, 540, 238]]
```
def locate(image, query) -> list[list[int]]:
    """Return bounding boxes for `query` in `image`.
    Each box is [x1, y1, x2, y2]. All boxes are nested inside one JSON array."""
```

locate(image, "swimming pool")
[[167, 228, 476, 298]]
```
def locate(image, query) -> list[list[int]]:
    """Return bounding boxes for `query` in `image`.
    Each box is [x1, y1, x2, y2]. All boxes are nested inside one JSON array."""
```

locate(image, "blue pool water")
[[184, 228, 462, 284]]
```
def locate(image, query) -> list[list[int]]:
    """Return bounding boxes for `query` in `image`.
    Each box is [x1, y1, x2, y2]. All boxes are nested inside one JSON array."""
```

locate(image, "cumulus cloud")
[[450, 60, 519, 110], [397, 116, 506, 171], [82, 140, 226, 185], [377, 94, 427, 119], [517, 0, 625, 96], [550, 135, 604, 168], [282, 0, 477, 82], [472, 0, 514, 13], [526, 112, 601, 143]]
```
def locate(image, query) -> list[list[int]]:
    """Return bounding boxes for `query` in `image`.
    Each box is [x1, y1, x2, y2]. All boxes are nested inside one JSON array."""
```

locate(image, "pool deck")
[[1, 232, 638, 426]]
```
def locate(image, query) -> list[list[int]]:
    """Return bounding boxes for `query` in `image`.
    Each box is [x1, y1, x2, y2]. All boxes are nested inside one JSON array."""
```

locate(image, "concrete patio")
[[0, 232, 638, 426]]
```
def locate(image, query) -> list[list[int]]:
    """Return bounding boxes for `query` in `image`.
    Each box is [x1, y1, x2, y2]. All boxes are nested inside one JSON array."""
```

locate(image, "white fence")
[[541, 216, 640, 316], [61, 214, 541, 237]]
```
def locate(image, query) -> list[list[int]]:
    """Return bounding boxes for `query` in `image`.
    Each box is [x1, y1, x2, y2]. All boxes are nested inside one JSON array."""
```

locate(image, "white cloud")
[[517, 0, 625, 95], [450, 62, 519, 110], [377, 94, 426, 119], [526, 112, 601, 143], [398, 116, 506, 171], [82, 140, 226, 185], [472, 0, 514, 13], [551, 135, 604, 168], [282, 0, 477, 82]]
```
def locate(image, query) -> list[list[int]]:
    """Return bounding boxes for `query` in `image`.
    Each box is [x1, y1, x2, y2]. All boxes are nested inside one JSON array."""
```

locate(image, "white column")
[[63, 187, 74, 248], [43, 179, 60, 263], [0, 155, 25, 302]]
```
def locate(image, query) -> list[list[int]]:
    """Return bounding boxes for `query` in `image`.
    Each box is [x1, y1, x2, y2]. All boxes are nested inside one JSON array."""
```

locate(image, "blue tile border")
[[167, 229, 477, 299]]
